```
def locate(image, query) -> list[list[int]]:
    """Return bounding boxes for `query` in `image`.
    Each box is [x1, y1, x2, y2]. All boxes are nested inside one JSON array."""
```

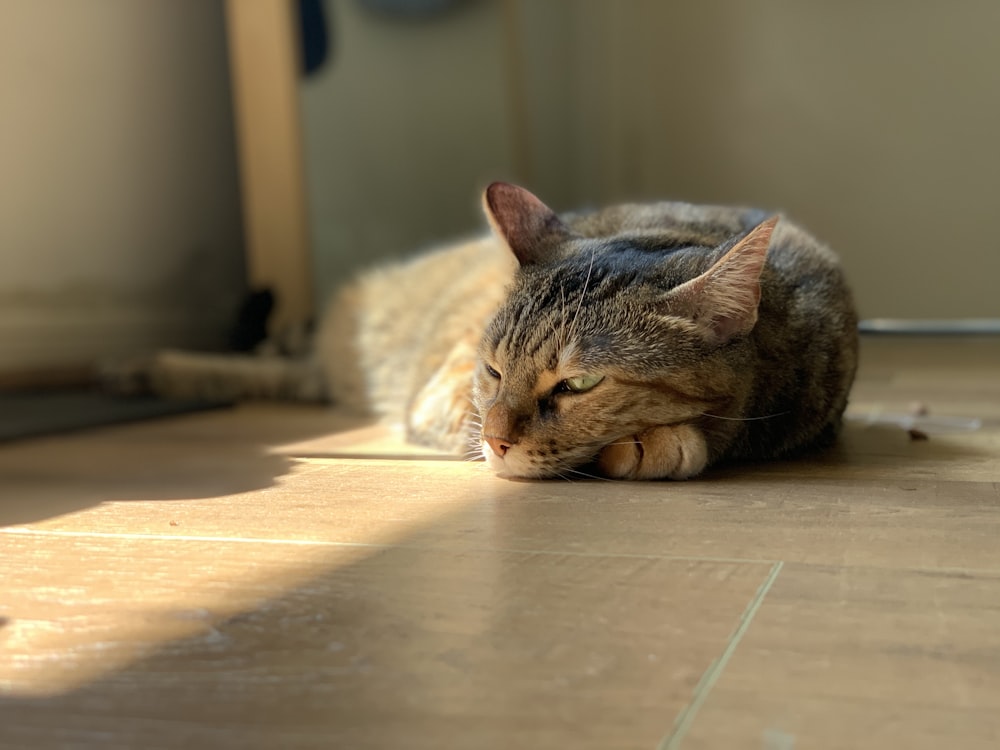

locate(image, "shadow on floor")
[[2, 413, 999, 747], [0, 405, 372, 527]]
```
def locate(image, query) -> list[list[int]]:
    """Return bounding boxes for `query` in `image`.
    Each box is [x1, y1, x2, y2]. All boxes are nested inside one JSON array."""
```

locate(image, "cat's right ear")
[[662, 217, 778, 345], [483, 182, 573, 266]]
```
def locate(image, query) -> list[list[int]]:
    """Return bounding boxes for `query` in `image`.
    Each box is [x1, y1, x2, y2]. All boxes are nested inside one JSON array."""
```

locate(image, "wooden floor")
[[1, 336, 999, 749]]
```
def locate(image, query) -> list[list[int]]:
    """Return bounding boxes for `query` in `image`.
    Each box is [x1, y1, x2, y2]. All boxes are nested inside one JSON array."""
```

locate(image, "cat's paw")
[[406, 343, 478, 454], [407, 385, 475, 453], [597, 424, 708, 480]]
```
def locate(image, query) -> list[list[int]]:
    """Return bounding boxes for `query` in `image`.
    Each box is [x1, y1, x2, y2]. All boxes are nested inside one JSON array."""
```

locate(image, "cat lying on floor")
[[123, 182, 858, 480]]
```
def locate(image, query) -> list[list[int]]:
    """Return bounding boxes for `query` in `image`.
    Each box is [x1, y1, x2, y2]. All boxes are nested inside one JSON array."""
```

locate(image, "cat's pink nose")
[[485, 435, 513, 457]]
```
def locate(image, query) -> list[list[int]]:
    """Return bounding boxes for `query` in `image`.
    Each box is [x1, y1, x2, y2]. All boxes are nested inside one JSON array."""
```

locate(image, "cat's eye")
[[559, 374, 604, 394], [484, 363, 501, 379]]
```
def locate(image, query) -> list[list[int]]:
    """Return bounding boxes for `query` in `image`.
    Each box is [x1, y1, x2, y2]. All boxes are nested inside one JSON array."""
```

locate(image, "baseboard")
[[0, 303, 231, 373], [859, 319, 1000, 335]]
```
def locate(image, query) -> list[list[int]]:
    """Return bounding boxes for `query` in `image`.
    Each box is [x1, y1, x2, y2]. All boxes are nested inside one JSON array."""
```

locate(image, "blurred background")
[[2, 0, 999, 380]]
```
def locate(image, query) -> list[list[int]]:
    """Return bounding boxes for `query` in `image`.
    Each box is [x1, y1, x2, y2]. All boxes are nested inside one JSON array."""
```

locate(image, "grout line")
[[658, 560, 785, 750], [0, 527, 775, 566], [0, 527, 389, 548], [498, 548, 775, 565], [4, 528, 1000, 578]]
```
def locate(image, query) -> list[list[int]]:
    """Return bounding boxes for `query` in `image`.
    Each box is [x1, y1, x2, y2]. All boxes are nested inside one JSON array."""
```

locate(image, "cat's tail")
[[102, 349, 328, 404]]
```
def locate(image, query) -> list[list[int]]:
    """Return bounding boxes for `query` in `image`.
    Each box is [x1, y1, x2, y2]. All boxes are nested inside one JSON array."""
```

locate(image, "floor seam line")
[[0, 528, 390, 548], [658, 559, 785, 750], [0, 528, 776, 565], [5, 529, 1000, 577]]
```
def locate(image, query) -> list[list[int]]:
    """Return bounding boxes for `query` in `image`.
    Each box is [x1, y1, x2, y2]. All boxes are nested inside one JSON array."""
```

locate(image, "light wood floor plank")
[[1, 336, 998, 747], [679, 564, 1000, 749], [0, 534, 774, 749], [5, 438, 997, 571]]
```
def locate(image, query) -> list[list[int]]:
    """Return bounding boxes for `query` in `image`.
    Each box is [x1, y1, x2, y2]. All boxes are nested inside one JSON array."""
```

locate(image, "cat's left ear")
[[483, 182, 574, 266], [663, 217, 778, 344]]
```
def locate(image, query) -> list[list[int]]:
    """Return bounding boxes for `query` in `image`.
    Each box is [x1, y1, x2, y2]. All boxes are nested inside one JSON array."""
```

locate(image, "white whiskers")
[[461, 408, 485, 461], [566, 245, 597, 345], [556, 464, 623, 483], [700, 411, 789, 422]]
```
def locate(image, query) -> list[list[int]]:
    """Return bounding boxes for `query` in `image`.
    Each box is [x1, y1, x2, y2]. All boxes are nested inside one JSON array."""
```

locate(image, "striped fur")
[[126, 182, 857, 480]]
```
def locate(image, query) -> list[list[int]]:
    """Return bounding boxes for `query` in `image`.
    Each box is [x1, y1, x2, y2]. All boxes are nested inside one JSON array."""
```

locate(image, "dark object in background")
[[229, 288, 275, 352], [299, 0, 330, 75]]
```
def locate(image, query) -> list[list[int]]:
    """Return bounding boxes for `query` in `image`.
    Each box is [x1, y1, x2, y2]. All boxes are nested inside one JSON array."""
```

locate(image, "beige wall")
[[5, 0, 989, 372], [516, 1, 1000, 320], [0, 0, 244, 370], [300, 0, 518, 305], [305, 0, 999, 320]]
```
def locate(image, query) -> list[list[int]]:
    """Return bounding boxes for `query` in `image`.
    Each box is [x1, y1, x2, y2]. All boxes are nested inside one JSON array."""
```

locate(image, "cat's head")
[[473, 182, 776, 479]]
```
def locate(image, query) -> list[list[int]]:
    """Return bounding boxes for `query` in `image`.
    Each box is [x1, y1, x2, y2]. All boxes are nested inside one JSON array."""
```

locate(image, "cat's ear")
[[663, 217, 778, 344], [483, 182, 573, 266]]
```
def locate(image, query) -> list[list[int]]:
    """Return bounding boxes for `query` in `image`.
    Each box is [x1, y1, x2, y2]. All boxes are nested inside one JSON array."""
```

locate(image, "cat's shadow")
[[0, 408, 370, 527], [4, 416, 989, 529], [702, 421, 995, 484]]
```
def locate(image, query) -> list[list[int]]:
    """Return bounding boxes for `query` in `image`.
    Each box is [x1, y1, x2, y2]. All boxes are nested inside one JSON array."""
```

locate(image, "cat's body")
[[128, 183, 857, 480]]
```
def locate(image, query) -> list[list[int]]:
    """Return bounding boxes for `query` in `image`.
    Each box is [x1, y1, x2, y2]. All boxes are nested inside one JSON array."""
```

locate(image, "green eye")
[[560, 374, 604, 393]]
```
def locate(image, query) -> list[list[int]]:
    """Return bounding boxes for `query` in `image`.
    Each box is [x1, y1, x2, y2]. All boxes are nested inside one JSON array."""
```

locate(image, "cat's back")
[[573, 198, 858, 459], [316, 235, 515, 417], [568, 199, 767, 244], [574, 198, 848, 306], [744, 216, 858, 455]]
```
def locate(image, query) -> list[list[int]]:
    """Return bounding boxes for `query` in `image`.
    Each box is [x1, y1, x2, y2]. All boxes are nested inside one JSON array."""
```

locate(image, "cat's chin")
[[484, 452, 506, 474], [481, 442, 514, 475], [481, 441, 548, 480]]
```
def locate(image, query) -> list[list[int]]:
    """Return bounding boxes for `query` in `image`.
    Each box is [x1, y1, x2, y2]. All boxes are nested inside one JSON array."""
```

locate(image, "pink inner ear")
[[483, 182, 570, 266], [667, 217, 777, 343]]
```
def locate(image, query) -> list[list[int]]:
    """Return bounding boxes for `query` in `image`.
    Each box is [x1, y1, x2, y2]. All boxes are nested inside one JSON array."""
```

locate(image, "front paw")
[[406, 383, 475, 453], [597, 424, 708, 480], [406, 342, 478, 453]]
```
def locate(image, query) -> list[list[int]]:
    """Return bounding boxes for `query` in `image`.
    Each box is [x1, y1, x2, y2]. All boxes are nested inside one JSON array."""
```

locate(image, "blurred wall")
[[306, 0, 1000, 320], [520, 1, 1000, 320], [0, 0, 244, 371], [300, 0, 517, 306]]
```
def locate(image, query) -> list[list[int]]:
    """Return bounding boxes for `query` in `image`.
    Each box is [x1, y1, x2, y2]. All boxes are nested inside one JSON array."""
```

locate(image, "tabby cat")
[[131, 182, 858, 480]]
